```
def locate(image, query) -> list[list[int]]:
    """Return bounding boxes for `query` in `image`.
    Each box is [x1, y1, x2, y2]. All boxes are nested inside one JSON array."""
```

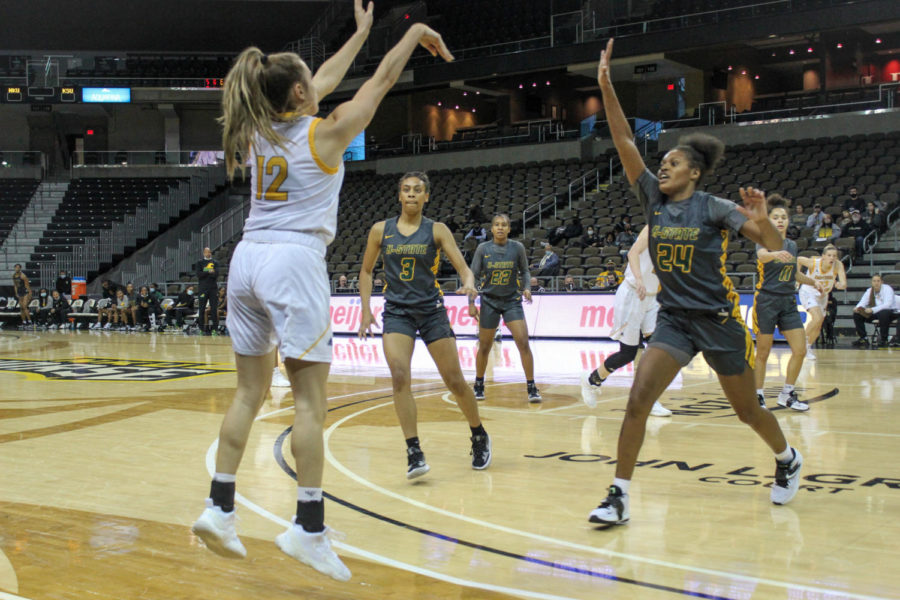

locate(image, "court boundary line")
[[313, 390, 888, 600]]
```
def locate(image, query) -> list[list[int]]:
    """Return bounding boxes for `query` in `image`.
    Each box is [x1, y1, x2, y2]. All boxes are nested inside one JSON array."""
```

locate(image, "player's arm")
[[22, 274, 31, 294], [468, 243, 485, 314], [517, 243, 532, 297], [597, 39, 644, 185], [794, 268, 817, 287], [357, 221, 384, 338], [311, 0, 373, 101], [737, 187, 781, 250], [627, 227, 649, 298], [315, 23, 453, 166], [834, 259, 847, 290], [434, 222, 476, 298]]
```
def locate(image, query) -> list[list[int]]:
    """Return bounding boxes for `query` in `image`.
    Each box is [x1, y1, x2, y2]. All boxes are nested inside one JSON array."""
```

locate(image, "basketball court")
[[0, 330, 896, 599]]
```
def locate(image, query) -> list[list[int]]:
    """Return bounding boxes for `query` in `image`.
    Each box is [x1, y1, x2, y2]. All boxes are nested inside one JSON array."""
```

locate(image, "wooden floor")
[[0, 329, 897, 600]]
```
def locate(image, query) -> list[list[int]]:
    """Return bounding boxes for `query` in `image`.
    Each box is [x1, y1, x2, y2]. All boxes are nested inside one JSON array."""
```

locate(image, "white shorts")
[[609, 283, 659, 346], [227, 237, 332, 363], [798, 285, 827, 313]]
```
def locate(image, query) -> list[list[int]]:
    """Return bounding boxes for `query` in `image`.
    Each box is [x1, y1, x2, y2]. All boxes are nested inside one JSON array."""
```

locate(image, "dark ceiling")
[[0, 0, 331, 53]]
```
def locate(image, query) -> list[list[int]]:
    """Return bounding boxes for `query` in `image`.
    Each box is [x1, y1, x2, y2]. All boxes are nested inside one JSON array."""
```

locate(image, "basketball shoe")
[[770, 448, 803, 505], [588, 485, 629, 525], [275, 519, 351, 582], [191, 499, 246, 558], [407, 446, 430, 479]]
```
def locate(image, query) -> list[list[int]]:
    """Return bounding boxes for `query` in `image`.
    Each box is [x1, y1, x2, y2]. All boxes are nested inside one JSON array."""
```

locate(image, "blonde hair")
[[220, 47, 308, 178]]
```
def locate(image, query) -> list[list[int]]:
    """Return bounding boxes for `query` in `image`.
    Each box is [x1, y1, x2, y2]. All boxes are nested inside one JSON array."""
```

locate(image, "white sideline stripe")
[[321, 391, 888, 600], [0, 593, 30, 600], [202, 385, 577, 600]]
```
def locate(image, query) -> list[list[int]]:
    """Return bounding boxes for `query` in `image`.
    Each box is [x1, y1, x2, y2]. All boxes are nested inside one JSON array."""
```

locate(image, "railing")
[[69, 150, 222, 169], [0, 151, 44, 170], [521, 167, 601, 232], [201, 197, 251, 252], [584, 0, 792, 40]]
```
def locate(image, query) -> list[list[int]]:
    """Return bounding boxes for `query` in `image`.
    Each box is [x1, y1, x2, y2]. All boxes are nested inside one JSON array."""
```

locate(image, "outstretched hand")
[[416, 25, 454, 62], [354, 0, 374, 33], [597, 38, 614, 87], [737, 186, 769, 222]]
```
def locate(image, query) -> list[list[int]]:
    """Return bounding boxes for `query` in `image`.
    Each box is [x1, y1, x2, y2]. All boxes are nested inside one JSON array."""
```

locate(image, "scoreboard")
[[1, 86, 128, 104]]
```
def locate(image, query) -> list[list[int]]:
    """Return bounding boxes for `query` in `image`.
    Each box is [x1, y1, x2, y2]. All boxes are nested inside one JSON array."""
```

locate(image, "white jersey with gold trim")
[[624, 249, 659, 294], [799, 257, 837, 296], [243, 116, 345, 246]]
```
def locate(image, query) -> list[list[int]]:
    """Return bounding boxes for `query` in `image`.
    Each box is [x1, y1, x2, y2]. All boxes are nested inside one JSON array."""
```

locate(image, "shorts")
[[649, 308, 755, 376], [798, 286, 827, 312], [479, 294, 525, 330], [227, 237, 332, 363], [382, 300, 455, 344], [609, 283, 658, 346], [752, 292, 804, 335]]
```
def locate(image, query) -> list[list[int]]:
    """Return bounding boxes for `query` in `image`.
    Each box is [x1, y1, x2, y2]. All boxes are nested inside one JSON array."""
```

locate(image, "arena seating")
[[0, 179, 40, 245]]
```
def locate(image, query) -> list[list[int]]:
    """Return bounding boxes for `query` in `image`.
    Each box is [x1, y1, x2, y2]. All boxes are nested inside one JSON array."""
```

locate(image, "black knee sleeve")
[[603, 342, 639, 373]]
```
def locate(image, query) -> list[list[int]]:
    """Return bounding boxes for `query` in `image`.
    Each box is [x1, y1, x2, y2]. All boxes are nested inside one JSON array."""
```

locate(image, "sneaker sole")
[[528, 395, 542, 404], [191, 521, 246, 559], [588, 514, 629, 526], [275, 533, 351, 582], [472, 440, 492, 470], [580, 373, 599, 408], [778, 401, 809, 412], [407, 464, 431, 480]]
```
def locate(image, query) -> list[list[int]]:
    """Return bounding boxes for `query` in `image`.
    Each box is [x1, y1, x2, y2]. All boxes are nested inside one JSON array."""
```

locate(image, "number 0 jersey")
[[244, 116, 345, 247], [755, 239, 798, 296], [382, 216, 443, 307], [633, 169, 748, 313]]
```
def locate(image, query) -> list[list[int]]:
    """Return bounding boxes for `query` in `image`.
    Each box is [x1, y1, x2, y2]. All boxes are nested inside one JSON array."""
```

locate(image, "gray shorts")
[[479, 295, 525, 330], [752, 292, 804, 335], [649, 308, 754, 376], [382, 300, 455, 344]]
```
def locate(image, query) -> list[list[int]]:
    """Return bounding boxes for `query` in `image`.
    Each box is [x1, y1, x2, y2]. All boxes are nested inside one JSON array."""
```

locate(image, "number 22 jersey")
[[632, 169, 748, 313]]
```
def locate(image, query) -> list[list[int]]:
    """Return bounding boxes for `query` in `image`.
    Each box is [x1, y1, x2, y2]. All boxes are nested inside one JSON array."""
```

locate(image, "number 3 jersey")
[[244, 115, 345, 246], [381, 216, 443, 307], [755, 238, 798, 296], [470, 240, 530, 299], [632, 169, 748, 313]]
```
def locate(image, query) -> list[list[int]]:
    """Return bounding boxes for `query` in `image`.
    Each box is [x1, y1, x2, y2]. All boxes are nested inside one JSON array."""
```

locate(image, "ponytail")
[[220, 47, 308, 179]]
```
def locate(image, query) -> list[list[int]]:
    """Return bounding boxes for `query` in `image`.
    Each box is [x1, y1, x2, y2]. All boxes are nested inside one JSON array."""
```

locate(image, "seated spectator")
[[814, 213, 841, 243], [444, 214, 461, 233], [467, 203, 487, 225], [372, 276, 385, 293], [124, 282, 138, 325], [529, 276, 545, 293], [614, 214, 632, 234], [806, 203, 824, 229], [790, 204, 807, 227], [563, 275, 580, 292], [115, 288, 133, 331], [842, 209, 871, 259], [47, 290, 71, 329], [335, 274, 354, 294], [135, 285, 164, 331], [863, 201, 885, 234], [580, 225, 599, 248], [615, 223, 636, 248], [843, 186, 865, 213], [838, 209, 852, 229], [601, 231, 616, 248], [594, 259, 624, 290], [464, 223, 487, 242], [55, 270, 72, 301], [852, 274, 896, 347], [34, 288, 52, 326], [91, 279, 119, 329], [215, 286, 228, 332], [166, 285, 196, 330], [530, 242, 560, 277], [550, 218, 584, 246], [820, 291, 837, 347]]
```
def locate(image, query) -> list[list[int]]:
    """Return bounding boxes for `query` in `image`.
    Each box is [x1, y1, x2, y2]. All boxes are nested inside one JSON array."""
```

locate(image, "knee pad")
[[604, 343, 639, 373]]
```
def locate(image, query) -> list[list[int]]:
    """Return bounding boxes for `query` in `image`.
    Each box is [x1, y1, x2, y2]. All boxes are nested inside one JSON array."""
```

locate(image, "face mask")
[[587, 229, 594, 235], [41, 293, 47, 297], [149, 288, 155, 293], [545, 251, 552, 256], [60, 273, 66, 278], [187, 290, 194, 295]]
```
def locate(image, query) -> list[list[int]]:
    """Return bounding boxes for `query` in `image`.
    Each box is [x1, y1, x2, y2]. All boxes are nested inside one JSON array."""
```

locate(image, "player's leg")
[[506, 317, 540, 402], [777, 327, 809, 411], [754, 332, 774, 406], [804, 305, 824, 359], [383, 331, 429, 478], [473, 326, 496, 400], [588, 346, 681, 525], [426, 334, 491, 470]]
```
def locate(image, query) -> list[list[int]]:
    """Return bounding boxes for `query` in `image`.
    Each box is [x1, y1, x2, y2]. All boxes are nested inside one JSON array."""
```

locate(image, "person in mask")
[[195, 247, 220, 335], [47, 289, 71, 329], [581, 225, 599, 248], [35, 288, 52, 326], [529, 242, 560, 278], [167, 284, 196, 330], [55, 270, 72, 301]]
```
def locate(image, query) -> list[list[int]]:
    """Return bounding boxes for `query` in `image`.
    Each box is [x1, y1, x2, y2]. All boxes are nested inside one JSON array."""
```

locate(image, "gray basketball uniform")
[[752, 238, 803, 335], [381, 216, 454, 343], [632, 169, 754, 375], [470, 240, 530, 330]]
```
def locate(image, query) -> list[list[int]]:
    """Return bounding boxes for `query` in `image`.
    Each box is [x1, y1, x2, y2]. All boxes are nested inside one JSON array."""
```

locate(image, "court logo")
[[0, 357, 233, 381]]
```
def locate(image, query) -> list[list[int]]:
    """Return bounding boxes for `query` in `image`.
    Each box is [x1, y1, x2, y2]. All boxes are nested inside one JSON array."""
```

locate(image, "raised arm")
[[434, 222, 476, 297], [737, 187, 782, 250], [358, 221, 384, 338], [597, 39, 645, 186], [311, 0, 374, 101], [315, 23, 453, 165]]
